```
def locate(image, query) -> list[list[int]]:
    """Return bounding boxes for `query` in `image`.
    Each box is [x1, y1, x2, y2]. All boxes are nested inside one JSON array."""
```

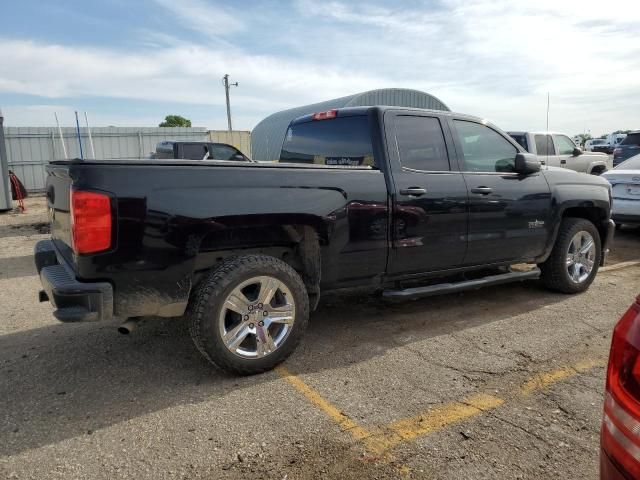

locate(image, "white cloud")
[[151, 0, 245, 42], [1, 0, 639, 134]]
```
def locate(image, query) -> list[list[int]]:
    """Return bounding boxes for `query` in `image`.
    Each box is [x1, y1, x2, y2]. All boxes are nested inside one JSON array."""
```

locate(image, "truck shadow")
[[0, 280, 568, 457]]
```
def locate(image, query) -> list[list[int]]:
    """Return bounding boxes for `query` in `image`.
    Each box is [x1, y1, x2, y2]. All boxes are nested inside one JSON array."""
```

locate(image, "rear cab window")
[[509, 134, 529, 152], [280, 115, 375, 167]]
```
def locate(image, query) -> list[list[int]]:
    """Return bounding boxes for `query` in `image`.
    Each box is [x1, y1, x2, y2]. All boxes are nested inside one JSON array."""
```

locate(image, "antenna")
[[546, 92, 550, 132], [54, 112, 68, 159], [546, 92, 550, 166], [84, 112, 96, 159], [74, 111, 84, 160]]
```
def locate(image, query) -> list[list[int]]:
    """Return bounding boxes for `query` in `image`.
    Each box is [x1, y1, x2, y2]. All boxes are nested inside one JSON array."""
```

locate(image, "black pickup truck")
[[35, 106, 615, 374]]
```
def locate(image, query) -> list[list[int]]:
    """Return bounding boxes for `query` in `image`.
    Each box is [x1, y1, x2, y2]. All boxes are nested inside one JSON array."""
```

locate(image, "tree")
[[159, 115, 192, 127], [576, 133, 592, 146]]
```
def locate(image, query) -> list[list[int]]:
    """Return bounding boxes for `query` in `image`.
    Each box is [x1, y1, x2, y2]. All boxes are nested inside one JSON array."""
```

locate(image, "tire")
[[188, 255, 309, 375], [539, 218, 601, 294]]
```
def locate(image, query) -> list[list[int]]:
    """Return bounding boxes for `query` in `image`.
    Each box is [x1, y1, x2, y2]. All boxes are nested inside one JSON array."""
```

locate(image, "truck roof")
[[506, 131, 574, 136], [289, 105, 485, 126]]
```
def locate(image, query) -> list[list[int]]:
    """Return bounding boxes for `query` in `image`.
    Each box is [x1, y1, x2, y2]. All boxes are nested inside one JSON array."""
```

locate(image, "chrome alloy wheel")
[[219, 276, 296, 359], [566, 231, 596, 284]]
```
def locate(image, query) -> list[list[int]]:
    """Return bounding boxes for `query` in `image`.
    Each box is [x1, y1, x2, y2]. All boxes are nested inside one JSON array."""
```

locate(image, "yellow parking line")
[[277, 358, 605, 460], [600, 260, 640, 273], [365, 393, 503, 454], [275, 365, 371, 442], [520, 358, 605, 396]]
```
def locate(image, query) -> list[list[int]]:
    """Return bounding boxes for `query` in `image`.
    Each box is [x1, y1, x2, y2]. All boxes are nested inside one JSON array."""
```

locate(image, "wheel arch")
[[192, 219, 323, 310]]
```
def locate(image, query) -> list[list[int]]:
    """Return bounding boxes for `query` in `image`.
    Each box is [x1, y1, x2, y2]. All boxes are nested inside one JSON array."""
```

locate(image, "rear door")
[[385, 111, 468, 275], [450, 120, 552, 265], [533, 134, 557, 167]]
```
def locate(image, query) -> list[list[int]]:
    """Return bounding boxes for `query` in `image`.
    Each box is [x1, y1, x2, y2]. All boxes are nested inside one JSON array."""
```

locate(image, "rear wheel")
[[188, 255, 309, 375], [540, 218, 601, 294]]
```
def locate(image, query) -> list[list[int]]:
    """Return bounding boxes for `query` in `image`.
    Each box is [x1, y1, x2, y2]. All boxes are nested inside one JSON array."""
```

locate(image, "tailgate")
[[45, 164, 75, 265]]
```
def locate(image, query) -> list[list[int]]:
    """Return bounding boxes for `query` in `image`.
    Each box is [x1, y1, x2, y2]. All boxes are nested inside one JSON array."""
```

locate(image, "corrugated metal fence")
[[5, 127, 251, 192]]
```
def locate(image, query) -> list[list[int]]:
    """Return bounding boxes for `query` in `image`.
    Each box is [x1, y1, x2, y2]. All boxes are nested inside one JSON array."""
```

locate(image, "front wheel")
[[539, 218, 601, 294], [188, 255, 309, 375]]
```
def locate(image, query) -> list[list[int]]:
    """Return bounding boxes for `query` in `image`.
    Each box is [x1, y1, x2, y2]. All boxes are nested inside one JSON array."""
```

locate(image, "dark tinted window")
[[622, 133, 640, 146], [453, 121, 517, 173], [535, 135, 556, 156], [395, 116, 449, 171], [509, 134, 529, 152], [182, 143, 209, 160], [280, 116, 375, 166], [210, 145, 240, 160]]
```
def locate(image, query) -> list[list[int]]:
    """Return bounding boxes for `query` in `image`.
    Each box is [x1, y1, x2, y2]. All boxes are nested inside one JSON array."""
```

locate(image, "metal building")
[[251, 88, 450, 161]]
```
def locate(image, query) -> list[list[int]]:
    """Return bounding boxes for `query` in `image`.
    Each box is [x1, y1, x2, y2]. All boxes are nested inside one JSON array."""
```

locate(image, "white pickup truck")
[[508, 131, 611, 175]]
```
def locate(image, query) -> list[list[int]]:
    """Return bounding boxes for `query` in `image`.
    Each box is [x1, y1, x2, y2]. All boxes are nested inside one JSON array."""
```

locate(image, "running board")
[[382, 268, 541, 300]]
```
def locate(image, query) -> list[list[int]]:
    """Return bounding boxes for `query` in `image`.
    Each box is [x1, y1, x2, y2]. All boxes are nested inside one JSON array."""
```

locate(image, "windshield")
[[280, 115, 375, 167], [592, 139, 605, 145]]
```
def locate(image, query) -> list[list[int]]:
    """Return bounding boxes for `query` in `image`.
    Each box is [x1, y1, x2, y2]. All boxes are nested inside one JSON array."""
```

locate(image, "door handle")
[[399, 187, 427, 197], [470, 186, 493, 195], [560, 159, 567, 164]]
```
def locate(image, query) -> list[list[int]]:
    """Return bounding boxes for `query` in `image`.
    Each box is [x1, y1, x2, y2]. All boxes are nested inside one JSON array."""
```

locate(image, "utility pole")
[[222, 74, 238, 132]]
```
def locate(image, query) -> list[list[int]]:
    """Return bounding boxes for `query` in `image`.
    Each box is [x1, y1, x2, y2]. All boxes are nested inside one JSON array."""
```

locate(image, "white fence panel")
[[4, 127, 210, 191]]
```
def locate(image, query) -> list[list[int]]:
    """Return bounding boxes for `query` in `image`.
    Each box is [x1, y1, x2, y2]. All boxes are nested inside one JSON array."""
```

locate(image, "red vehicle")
[[602, 295, 640, 479]]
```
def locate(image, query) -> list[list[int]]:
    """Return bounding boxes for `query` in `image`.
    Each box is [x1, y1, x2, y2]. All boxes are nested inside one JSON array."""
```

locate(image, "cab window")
[[535, 135, 556, 156], [395, 116, 450, 171], [453, 120, 517, 173], [280, 116, 375, 167], [553, 135, 576, 155]]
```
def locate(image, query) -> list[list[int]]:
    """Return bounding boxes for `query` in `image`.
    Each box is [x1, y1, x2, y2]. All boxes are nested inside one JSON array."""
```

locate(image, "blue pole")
[[75, 111, 84, 160]]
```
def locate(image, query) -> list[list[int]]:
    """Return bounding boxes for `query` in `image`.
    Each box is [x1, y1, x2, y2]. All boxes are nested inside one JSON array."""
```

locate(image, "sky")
[[0, 0, 638, 136]]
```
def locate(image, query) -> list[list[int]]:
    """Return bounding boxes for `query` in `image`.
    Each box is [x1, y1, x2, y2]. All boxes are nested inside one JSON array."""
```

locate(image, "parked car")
[[602, 154, 640, 226], [601, 295, 640, 479], [507, 131, 611, 175], [586, 138, 609, 152], [154, 141, 252, 161], [607, 133, 628, 155], [613, 131, 640, 167], [36, 106, 615, 374]]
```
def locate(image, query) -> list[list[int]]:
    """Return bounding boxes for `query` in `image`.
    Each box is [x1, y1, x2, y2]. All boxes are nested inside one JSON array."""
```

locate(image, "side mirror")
[[514, 152, 541, 174], [572, 147, 583, 156], [232, 153, 246, 161]]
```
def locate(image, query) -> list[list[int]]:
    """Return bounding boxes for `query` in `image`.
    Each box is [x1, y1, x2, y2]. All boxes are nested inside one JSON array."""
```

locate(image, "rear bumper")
[[34, 240, 113, 322]]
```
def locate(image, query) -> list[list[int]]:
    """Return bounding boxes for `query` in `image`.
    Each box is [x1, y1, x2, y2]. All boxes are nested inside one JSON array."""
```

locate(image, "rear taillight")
[[70, 190, 112, 254], [603, 297, 640, 477], [312, 109, 338, 121], [613, 148, 622, 156]]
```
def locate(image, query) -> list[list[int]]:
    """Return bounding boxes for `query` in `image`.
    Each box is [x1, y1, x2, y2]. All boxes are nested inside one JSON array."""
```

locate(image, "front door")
[[385, 112, 468, 276], [553, 134, 580, 171], [450, 120, 552, 265]]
